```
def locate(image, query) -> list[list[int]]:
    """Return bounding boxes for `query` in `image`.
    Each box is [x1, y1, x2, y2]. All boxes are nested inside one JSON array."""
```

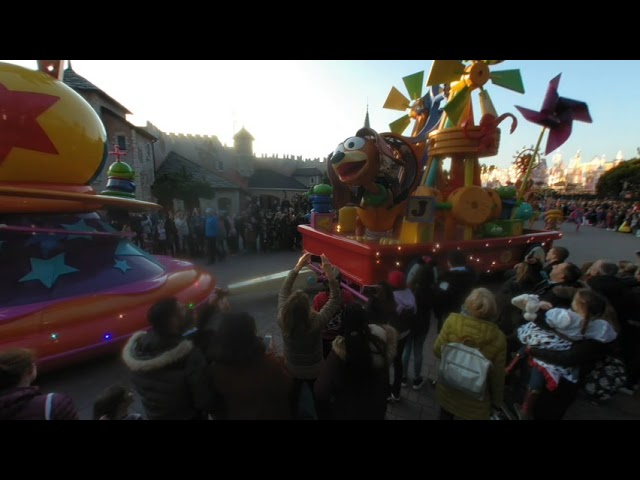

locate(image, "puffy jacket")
[[122, 330, 214, 420], [0, 386, 78, 420], [433, 313, 507, 420]]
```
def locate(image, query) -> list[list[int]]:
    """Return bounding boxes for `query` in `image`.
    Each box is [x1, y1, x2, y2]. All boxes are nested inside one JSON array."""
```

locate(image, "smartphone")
[[310, 255, 322, 264], [263, 334, 273, 350]]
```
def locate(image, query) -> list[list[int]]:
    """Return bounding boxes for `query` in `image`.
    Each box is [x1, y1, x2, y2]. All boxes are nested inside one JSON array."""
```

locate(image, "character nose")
[[331, 151, 345, 164]]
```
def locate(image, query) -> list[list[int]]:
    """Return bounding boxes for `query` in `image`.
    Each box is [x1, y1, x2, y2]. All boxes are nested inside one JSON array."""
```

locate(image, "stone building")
[[62, 64, 157, 202]]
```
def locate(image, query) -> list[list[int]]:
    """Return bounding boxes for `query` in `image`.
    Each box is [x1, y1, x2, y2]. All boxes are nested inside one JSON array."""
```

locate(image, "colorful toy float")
[[0, 61, 215, 371], [299, 61, 572, 290]]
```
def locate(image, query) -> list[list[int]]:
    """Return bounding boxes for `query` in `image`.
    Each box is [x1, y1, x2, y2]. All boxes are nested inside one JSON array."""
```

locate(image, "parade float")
[[0, 61, 216, 371], [299, 61, 593, 292]]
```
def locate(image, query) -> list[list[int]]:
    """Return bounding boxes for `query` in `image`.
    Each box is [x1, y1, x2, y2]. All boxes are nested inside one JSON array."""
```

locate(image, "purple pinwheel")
[[515, 74, 592, 155]]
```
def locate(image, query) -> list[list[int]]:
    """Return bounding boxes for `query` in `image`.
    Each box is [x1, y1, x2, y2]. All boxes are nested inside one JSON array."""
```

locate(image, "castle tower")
[[363, 104, 370, 129], [233, 127, 255, 178], [233, 127, 254, 156]]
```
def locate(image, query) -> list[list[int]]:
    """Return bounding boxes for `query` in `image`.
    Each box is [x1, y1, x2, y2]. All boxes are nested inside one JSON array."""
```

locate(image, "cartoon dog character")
[[328, 128, 418, 240]]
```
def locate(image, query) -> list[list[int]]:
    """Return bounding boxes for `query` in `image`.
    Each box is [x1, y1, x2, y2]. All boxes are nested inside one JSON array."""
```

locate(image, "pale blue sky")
[[2, 60, 637, 169]]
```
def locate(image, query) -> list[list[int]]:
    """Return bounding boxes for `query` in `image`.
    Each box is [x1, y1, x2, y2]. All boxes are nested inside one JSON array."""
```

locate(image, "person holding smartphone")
[[277, 253, 341, 416]]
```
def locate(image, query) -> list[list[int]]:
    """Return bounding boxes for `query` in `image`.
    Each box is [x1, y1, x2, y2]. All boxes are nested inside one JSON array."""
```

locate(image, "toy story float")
[[299, 61, 591, 291], [0, 61, 215, 371]]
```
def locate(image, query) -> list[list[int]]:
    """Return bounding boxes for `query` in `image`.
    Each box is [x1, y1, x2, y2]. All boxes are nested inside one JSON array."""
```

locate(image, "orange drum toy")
[[0, 61, 215, 371]]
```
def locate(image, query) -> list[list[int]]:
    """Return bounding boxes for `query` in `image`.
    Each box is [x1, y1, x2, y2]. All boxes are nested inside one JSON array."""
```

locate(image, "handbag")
[[438, 342, 491, 401]]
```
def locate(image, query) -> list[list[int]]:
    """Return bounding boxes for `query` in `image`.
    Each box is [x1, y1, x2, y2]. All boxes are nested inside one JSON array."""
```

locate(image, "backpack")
[[438, 342, 491, 401]]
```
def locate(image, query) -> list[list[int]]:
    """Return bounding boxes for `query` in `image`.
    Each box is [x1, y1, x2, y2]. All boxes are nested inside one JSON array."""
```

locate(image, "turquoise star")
[[114, 259, 132, 273], [99, 221, 118, 233], [61, 219, 97, 240], [114, 240, 164, 268], [19, 253, 78, 288]]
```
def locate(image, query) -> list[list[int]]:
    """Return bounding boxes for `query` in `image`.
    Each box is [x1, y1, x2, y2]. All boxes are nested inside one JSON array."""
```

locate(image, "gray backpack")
[[438, 342, 491, 401]]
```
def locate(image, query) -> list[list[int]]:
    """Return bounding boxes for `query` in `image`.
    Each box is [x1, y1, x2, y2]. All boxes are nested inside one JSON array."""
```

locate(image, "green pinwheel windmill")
[[382, 71, 427, 134], [426, 60, 525, 126]]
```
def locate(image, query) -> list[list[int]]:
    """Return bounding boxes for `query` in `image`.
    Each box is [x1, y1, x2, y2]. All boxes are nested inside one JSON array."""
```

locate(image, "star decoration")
[[61, 219, 97, 240], [25, 234, 63, 257], [115, 240, 164, 268], [113, 259, 132, 273], [515, 74, 592, 155], [99, 221, 118, 233], [0, 83, 60, 164], [19, 253, 78, 288]]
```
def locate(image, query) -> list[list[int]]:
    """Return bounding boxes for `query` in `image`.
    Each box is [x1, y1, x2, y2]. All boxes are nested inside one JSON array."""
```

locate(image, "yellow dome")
[[0, 62, 107, 185]]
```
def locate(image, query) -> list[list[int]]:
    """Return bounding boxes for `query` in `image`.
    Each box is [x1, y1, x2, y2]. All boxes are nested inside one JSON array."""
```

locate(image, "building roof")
[[63, 66, 132, 115], [101, 107, 157, 141], [248, 169, 308, 190], [293, 167, 323, 176], [233, 127, 254, 141], [157, 152, 238, 189]]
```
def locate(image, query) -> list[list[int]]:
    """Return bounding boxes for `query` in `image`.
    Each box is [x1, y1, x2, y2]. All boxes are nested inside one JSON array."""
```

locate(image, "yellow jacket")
[[433, 313, 507, 420]]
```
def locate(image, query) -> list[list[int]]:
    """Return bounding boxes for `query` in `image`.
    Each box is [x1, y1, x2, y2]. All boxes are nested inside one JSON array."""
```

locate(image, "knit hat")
[[525, 246, 545, 265], [387, 270, 406, 290]]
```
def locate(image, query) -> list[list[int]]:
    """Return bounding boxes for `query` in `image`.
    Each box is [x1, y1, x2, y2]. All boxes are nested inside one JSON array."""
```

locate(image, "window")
[[116, 134, 127, 151], [217, 160, 224, 171], [309, 177, 316, 185], [138, 148, 143, 163], [146, 144, 152, 162]]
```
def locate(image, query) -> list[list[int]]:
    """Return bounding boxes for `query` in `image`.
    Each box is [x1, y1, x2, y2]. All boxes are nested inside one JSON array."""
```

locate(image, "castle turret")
[[233, 127, 254, 156], [363, 104, 370, 129]]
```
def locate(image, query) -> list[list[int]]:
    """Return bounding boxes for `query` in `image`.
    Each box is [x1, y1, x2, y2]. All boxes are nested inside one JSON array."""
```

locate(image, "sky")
[[2, 60, 638, 169]]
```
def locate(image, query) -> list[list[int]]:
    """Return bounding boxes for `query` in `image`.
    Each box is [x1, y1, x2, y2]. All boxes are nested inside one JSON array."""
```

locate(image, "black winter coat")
[[122, 330, 214, 420]]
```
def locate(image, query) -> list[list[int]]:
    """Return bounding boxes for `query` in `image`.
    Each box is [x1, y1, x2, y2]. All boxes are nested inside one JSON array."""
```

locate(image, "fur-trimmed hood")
[[122, 331, 194, 373], [331, 324, 398, 369]]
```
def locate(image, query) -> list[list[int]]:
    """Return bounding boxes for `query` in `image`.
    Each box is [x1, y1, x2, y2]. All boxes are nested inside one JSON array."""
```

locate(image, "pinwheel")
[[426, 60, 525, 126], [382, 71, 447, 137], [514, 73, 592, 203], [516, 73, 592, 155]]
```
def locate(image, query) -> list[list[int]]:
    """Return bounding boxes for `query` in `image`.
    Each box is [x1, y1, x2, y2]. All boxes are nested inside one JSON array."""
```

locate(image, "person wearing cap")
[[386, 270, 416, 402]]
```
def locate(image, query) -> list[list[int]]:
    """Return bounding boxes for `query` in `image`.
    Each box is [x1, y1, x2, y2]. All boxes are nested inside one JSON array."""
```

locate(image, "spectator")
[[314, 304, 397, 420], [205, 208, 219, 265], [433, 251, 476, 332], [543, 246, 569, 276], [122, 298, 214, 420], [208, 312, 293, 420], [313, 269, 356, 359], [0, 348, 79, 420], [533, 262, 584, 309], [365, 281, 398, 327], [277, 253, 340, 399], [433, 288, 507, 420], [93, 384, 144, 420], [404, 256, 437, 390], [387, 270, 416, 402]]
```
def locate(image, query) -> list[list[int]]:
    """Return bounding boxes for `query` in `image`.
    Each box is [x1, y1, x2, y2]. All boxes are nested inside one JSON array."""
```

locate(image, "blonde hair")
[[279, 290, 312, 337], [463, 288, 497, 320]]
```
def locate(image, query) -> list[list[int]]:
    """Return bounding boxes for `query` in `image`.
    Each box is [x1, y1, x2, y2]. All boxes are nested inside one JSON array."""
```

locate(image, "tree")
[[151, 167, 216, 209], [596, 158, 640, 197]]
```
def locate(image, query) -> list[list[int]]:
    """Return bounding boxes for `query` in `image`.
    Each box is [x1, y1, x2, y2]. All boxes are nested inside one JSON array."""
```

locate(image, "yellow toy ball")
[[0, 62, 107, 185]]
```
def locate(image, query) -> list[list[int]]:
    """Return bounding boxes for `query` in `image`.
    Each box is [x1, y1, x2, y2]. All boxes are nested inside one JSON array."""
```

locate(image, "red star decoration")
[[0, 82, 60, 164]]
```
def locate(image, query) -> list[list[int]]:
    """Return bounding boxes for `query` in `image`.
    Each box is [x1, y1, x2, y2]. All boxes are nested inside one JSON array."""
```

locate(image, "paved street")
[[38, 223, 640, 420]]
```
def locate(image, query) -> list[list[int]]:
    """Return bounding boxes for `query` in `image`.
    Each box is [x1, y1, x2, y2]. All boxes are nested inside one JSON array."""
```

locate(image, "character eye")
[[343, 137, 365, 151]]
